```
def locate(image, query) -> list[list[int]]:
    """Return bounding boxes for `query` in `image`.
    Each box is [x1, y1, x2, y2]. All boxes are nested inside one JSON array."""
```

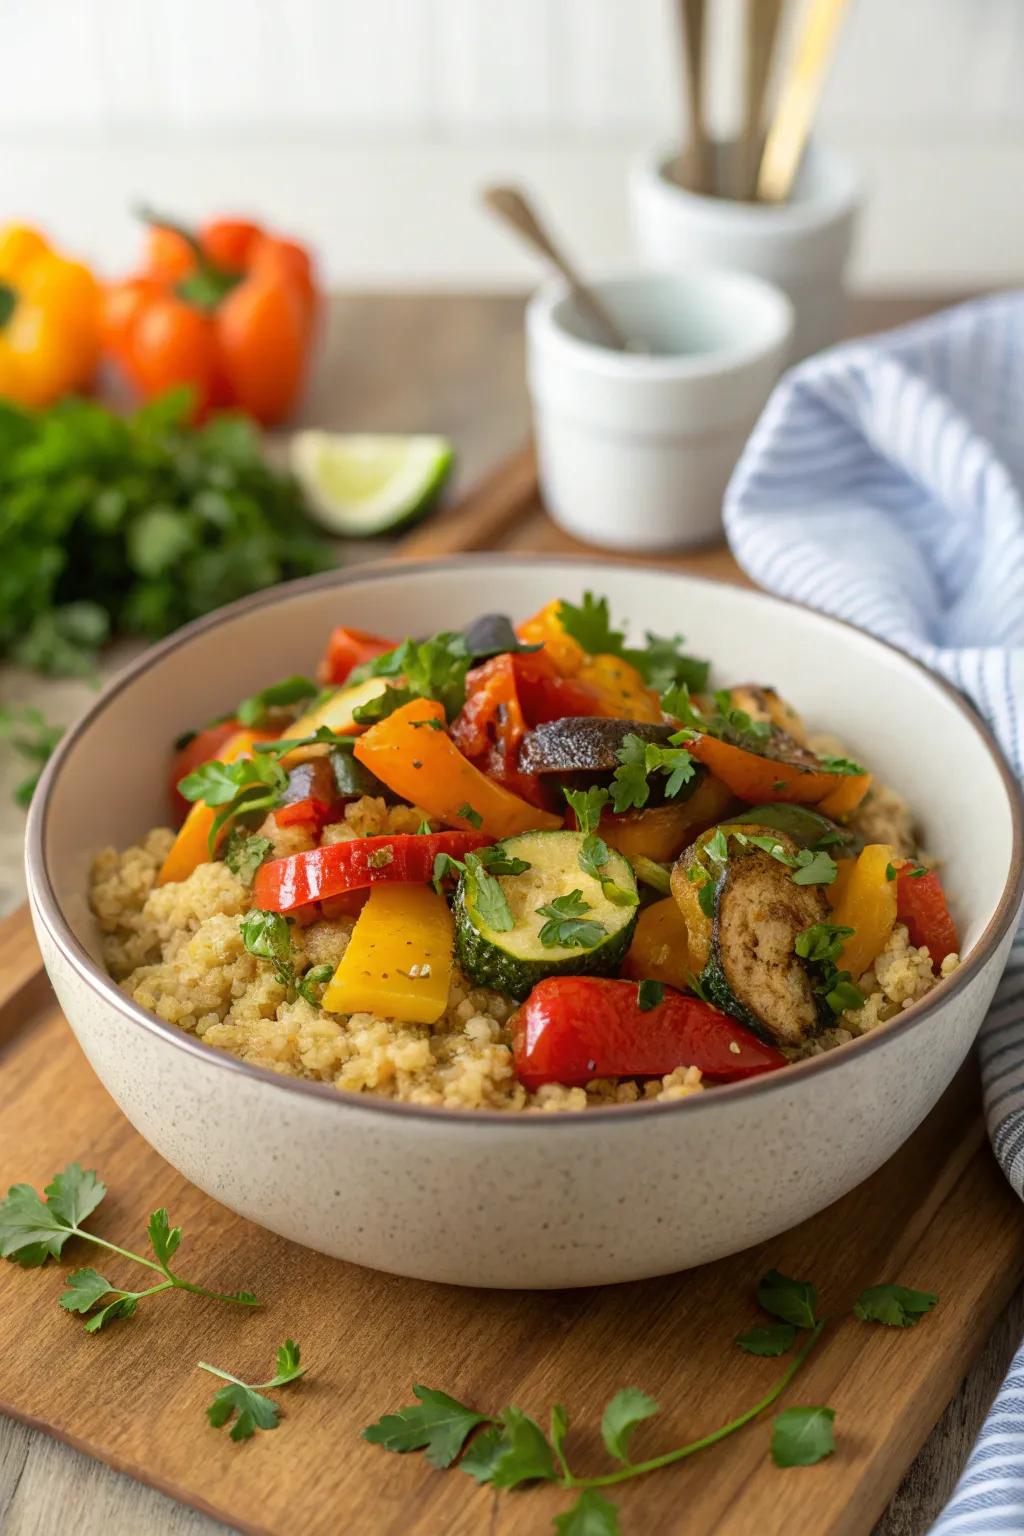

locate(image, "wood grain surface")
[[1, 914, 1023, 1536], [1, 289, 1013, 1536]]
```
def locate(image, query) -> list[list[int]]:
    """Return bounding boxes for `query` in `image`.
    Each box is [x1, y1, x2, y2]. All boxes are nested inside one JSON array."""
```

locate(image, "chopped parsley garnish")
[[223, 829, 274, 883], [415, 817, 432, 835], [611, 733, 696, 812], [465, 852, 515, 932], [536, 891, 608, 949], [180, 753, 288, 852], [348, 631, 472, 721], [239, 909, 333, 1006], [200, 1339, 305, 1442], [556, 593, 709, 693], [557, 593, 625, 656], [578, 831, 639, 909], [793, 923, 853, 966], [236, 675, 318, 729], [794, 922, 865, 1016], [458, 802, 483, 829], [636, 980, 664, 1012], [352, 684, 420, 726], [817, 755, 865, 776], [563, 785, 610, 838], [664, 685, 773, 752]]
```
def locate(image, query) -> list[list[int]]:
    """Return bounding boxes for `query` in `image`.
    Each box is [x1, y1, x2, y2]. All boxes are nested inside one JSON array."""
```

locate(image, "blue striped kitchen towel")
[[724, 292, 1024, 1533]]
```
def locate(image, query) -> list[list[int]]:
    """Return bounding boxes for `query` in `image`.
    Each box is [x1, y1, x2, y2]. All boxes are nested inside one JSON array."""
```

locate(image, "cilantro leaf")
[[564, 785, 610, 838], [363, 1384, 489, 1468], [600, 1388, 659, 1464], [623, 633, 709, 696], [554, 1488, 622, 1535], [180, 753, 287, 851], [201, 1340, 305, 1443], [350, 632, 471, 721], [58, 1267, 115, 1315], [637, 980, 664, 1012], [464, 852, 514, 932], [557, 593, 624, 656], [735, 1322, 797, 1357], [236, 675, 318, 729], [223, 829, 274, 883], [536, 892, 608, 949], [757, 1270, 819, 1330], [853, 1284, 938, 1328], [770, 1406, 836, 1467]]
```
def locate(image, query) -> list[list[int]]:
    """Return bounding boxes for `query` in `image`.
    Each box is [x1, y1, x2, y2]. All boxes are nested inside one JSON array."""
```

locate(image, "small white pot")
[[526, 269, 793, 552], [630, 141, 862, 362]]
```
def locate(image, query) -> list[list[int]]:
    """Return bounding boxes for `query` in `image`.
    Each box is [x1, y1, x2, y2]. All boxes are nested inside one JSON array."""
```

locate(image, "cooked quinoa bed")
[[89, 783, 959, 1113]]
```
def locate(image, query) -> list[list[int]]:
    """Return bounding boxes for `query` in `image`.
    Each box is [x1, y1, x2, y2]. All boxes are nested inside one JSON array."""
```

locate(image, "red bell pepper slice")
[[893, 863, 959, 967], [168, 718, 241, 823], [253, 829, 491, 913], [512, 976, 786, 1091], [318, 626, 395, 686], [450, 652, 605, 809], [274, 796, 332, 834]]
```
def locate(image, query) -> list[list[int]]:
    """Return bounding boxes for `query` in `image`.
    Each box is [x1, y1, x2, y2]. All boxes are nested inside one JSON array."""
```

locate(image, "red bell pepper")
[[168, 718, 241, 823], [253, 829, 490, 913], [274, 796, 332, 834], [893, 863, 959, 967], [450, 652, 606, 808], [512, 976, 786, 1091], [318, 626, 395, 686]]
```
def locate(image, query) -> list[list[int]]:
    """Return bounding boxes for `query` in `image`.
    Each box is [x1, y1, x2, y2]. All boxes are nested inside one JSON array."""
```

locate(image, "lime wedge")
[[290, 431, 454, 538]]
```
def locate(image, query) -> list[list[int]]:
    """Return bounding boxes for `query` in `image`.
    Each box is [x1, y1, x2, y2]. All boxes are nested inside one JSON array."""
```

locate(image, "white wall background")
[[1, 0, 1022, 290]]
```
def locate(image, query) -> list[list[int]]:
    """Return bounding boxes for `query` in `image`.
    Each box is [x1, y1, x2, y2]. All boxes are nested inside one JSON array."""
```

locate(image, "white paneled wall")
[[0, 0, 1022, 287]]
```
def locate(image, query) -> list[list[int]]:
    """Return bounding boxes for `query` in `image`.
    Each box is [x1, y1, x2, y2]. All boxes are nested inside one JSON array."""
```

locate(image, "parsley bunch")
[[0, 390, 330, 678], [557, 594, 710, 694], [364, 1266, 938, 1531], [0, 1163, 258, 1332]]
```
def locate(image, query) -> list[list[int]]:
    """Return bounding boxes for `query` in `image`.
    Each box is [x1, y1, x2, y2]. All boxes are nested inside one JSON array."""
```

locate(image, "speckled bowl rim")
[[25, 554, 1024, 1129]]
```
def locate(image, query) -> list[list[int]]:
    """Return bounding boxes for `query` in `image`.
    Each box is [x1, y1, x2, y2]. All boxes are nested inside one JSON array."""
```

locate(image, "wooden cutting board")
[[2, 451, 1023, 1536]]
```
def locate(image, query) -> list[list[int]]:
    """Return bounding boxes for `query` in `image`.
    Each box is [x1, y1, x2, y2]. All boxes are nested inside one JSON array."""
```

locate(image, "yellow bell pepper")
[[158, 728, 267, 885], [0, 225, 100, 406], [622, 898, 693, 991], [516, 600, 661, 721], [354, 697, 561, 838], [828, 843, 898, 980], [321, 884, 453, 1023]]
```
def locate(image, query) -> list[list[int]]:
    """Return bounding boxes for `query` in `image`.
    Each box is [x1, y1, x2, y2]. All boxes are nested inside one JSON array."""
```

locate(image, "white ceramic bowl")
[[26, 559, 1024, 1289], [527, 270, 793, 552], [630, 141, 862, 362]]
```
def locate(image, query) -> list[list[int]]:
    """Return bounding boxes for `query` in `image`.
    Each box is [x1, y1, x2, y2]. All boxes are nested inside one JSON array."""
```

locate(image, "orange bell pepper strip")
[[687, 734, 871, 812], [105, 208, 319, 425], [353, 698, 562, 839], [157, 728, 273, 885], [622, 897, 693, 992], [515, 600, 661, 720], [0, 225, 100, 407]]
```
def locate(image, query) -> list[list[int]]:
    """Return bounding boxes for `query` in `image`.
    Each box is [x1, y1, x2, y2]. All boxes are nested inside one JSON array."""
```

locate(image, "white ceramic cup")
[[526, 268, 793, 552], [630, 140, 862, 362]]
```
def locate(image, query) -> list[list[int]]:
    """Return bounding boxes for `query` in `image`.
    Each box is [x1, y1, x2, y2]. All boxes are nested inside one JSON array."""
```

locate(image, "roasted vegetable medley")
[[91, 595, 961, 1110]]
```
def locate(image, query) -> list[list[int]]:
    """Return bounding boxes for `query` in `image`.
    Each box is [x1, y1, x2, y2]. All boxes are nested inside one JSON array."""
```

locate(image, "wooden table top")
[[1, 288, 1018, 1536]]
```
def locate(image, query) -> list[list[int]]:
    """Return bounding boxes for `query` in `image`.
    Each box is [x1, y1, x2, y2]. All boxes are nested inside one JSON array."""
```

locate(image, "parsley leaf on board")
[[554, 1488, 622, 1536], [464, 1405, 558, 1489], [736, 1323, 797, 1357], [853, 1284, 938, 1328], [600, 1388, 660, 1464], [636, 980, 664, 1012], [363, 1385, 490, 1468], [223, 829, 274, 883], [236, 675, 318, 729], [201, 1339, 306, 1443], [757, 1270, 819, 1330], [536, 892, 608, 950], [770, 1406, 836, 1468]]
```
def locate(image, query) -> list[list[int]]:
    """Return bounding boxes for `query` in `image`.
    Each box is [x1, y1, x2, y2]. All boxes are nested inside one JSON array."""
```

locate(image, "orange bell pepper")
[[103, 209, 319, 425], [622, 898, 693, 991], [353, 698, 562, 839], [515, 600, 662, 721], [687, 734, 871, 812], [157, 728, 274, 885], [0, 225, 100, 407]]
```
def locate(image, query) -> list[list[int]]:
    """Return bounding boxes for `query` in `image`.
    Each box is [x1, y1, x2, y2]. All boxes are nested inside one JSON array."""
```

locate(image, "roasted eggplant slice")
[[672, 826, 829, 1047], [517, 717, 676, 775]]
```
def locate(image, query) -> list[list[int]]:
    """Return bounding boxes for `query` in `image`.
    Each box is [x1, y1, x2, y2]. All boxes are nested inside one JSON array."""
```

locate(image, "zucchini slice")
[[454, 829, 639, 1000], [673, 826, 829, 1047]]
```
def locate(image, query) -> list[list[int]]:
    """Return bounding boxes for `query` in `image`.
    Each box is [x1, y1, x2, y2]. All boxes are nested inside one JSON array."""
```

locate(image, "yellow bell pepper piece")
[[0, 225, 100, 407], [321, 884, 453, 1024], [157, 729, 266, 886], [828, 843, 898, 981]]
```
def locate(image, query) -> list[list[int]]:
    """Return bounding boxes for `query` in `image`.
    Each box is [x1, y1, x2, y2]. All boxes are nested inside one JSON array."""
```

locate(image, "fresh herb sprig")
[[794, 922, 866, 1016], [240, 910, 333, 1007], [536, 891, 608, 950], [564, 788, 638, 908], [201, 1339, 306, 1442], [236, 675, 319, 729], [0, 1164, 257, 1332], [663, 685, 774, 752], [611, 734, 696, 813], [557, 594, 709, 694], [365, 1266, 936, 1529]]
